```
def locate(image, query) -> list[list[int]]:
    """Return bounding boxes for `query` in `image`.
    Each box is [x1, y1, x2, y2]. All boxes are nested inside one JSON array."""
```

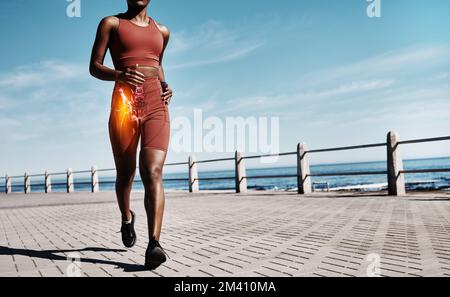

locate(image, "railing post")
[[5, 175, 11, 194], [45, 170, 52, 193], [235, 151, 247, 193], [91, 165, 99, 193], [67, 168, 74, 193], [387, 131, 406, 196], [24, 172, 31, 194], [188, 155, 199, 193], [297, 142, 312, 194]]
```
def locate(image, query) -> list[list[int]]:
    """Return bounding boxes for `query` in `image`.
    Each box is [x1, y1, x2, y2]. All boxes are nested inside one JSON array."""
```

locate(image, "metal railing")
[[2, 131, 449, 196]]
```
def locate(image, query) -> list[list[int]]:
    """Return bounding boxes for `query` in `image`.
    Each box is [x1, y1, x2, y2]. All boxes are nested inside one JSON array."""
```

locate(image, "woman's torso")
[[109, 15, 164, 71]]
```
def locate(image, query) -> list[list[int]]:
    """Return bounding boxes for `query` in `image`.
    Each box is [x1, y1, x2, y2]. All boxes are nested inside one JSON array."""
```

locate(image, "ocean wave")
[[406, 179, 441, 184], [246, 179, 450, 192], [330, 183, 387, 192]]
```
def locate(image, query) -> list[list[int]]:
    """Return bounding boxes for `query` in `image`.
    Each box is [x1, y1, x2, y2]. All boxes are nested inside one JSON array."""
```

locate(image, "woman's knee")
[[116, 166, 136, 187], [116, 174, 135, 188], [142, 165, 163, 182]]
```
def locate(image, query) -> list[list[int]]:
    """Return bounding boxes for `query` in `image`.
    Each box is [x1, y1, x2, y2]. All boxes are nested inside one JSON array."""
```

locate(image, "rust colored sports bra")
[[109, 16, 164, 70]]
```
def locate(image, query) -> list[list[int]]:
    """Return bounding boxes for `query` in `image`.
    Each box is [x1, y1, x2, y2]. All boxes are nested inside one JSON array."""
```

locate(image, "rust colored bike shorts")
[[108, 77, 170, 156]]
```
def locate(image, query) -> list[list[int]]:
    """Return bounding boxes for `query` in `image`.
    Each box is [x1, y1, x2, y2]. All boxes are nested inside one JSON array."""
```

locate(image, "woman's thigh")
[[108, 109, 140, 157]]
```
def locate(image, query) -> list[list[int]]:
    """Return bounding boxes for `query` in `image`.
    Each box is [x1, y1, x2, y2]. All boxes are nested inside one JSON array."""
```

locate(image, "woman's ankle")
[[121, 210, 132, 222]]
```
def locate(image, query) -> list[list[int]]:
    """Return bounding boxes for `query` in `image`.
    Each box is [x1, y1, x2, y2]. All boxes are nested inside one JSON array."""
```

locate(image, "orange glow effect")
[[114, 85, 146, 122], [116, 86, 142, 116], [118, 87, 134, 119], [109, 84, 146, 154], [112, 87, 139, 144]]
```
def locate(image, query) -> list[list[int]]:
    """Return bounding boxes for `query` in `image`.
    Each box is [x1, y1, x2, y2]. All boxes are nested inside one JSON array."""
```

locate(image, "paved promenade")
[[0, 190, 449, 277]]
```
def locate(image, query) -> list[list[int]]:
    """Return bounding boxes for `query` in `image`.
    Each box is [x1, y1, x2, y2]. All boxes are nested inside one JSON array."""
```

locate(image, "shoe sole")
[[145, 248, 167, 270], [144, 257, 166, 270]]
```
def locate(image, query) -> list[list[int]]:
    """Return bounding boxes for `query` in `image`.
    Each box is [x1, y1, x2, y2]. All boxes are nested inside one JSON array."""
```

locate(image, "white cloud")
[[299, 44, 450, 88], [201, 79, 396, 116], [167, 42, 450, 140], [435, 72, 450, 80], [0, 60, 86, 88], [308, 80, 395, 98], [0, 60, 111, 146], [0, 117, 22, 128], [0, 95, 17, 110], [166, 19, 266, 70], [167, 42, 264, 70], [169, 20, 240, 54]]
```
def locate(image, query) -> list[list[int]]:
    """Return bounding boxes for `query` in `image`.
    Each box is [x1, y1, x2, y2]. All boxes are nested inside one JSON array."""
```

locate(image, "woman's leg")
[[108, 106, 140, 221], [113, 153, 138, 221], [139, 148, 167, 240]]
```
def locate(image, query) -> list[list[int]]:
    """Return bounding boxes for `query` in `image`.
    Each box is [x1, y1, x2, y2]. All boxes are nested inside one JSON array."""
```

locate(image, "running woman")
[[89, 0, 173, 270]]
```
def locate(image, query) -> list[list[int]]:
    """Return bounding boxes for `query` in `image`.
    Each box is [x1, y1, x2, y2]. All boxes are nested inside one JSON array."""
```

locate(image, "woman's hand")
[[116, 68, 146, 87], [161, 82, 173, 105]]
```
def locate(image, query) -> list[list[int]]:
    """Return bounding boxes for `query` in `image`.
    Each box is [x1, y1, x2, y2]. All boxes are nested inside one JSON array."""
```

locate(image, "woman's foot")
[[120, 210, 136, 248], [145, 237, 169, 270]]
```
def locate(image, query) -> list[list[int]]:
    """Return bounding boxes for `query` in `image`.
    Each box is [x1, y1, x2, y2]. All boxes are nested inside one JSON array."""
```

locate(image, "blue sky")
[[0, 0, 449, 175]]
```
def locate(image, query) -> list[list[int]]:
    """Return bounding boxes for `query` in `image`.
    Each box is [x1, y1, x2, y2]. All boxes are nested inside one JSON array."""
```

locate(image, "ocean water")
[[2, 157, 450, 193]]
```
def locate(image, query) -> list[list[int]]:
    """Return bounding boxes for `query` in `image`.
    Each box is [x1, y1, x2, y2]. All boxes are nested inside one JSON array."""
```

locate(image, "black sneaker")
[[120, 210, 136, 248], [145, 237, 170, 270]]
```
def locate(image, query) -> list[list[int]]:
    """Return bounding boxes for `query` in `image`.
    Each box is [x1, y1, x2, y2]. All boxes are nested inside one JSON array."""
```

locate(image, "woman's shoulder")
[[99, 15, 120, 29], [153, 19, 170, 38]]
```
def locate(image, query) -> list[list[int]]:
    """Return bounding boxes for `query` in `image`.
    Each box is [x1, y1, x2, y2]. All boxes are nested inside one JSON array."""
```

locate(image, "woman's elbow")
[[89, 63, 97, 78]]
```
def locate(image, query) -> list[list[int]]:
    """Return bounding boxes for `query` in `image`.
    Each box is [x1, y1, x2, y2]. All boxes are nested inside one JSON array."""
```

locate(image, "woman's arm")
[[156, 23, 173, 105], [89, 16, 145, 86], [156, 23, 170, 81], [89, 16, 121, 81]]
